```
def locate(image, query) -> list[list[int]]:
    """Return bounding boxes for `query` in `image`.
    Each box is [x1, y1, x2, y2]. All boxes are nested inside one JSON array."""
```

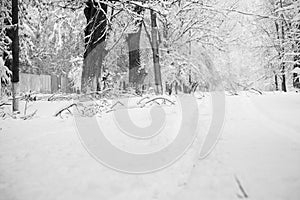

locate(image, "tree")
[[292, 3, 300, 88], [250, 0, 300, 91], [150, 9, 163, 94], [277, 0, 287, 92], [1, 0, 12, 96], [127, 5, 147, 90], [82, 0, 108, 92], [12, 0, 19, 111], [154, 0, 230, 92]]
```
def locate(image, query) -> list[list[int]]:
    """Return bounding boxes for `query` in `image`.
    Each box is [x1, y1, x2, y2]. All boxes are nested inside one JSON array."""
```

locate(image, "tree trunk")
[[127, 30, 142, 85], [127, 5, 146, 90], [12, 0, 19, 112], [81, 0, 108, 93], [275, 74, 279, 91], [188, 30, 192, 85], [281, 73, 287, 92], [279, 0, 287, 92], [150, 10, 162, 94]]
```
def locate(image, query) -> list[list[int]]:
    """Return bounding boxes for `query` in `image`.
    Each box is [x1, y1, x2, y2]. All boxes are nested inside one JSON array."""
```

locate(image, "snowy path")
[[0, 93, 300, 200], [175, 93, 300, 200]]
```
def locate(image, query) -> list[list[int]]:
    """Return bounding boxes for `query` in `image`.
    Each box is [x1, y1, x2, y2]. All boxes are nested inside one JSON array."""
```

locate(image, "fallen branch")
[[21, 110, 37, 120], [137, 96, 150, 105], [48, 93, 56, 101], [142, 97, 175, 107], [192, 84, 199, 94], [226, 90, 239, 96], [234, 175, 249, 199], [5, 112, 17, 119], [0, 103, 11, 107], [106, 109, 115, 113], [189, 82, 199, 94], [106, 104, 147, 113], [250, 88, 263, 95], [110, 101, 125, 109], [0, 112, 6, 119], [54, 103, 78, 118]]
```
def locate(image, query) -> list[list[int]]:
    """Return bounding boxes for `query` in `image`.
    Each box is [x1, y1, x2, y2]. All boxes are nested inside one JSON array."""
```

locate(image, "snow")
[[291, 68, 300, 74], [0, 92, 300, 200]]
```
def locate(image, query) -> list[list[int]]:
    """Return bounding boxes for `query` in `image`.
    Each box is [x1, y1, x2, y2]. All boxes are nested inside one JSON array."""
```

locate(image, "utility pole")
[[12, 0, 20, 111]]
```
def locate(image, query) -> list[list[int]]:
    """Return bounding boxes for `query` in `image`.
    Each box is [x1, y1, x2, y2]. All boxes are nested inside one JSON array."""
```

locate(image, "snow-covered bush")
[[0, 57, 12, 96], [0, 57, 11, 83]]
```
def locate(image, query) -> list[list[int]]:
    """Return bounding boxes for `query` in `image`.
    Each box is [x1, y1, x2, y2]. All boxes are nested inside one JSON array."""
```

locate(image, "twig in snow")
[[54, 103, 78, 118], [5, 112, 17, 119], [0, 103, 11, 107], [234, 175, 249, 199], [137, 96, 150, 105], [250, 88, 263, 95], [48, 93, 56, 101], [21, 110, 37, 120], [110, 101, 125, 109], [142, 97, 175, 107], [106, 109, 115, 113]]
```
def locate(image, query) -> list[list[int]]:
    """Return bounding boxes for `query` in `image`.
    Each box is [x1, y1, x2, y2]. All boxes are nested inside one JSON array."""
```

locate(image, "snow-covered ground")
[[0, 92, 300, 200]]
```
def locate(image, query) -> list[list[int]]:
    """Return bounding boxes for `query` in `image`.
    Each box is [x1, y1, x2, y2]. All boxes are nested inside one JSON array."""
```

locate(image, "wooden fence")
[[19, 73, 72, 94]]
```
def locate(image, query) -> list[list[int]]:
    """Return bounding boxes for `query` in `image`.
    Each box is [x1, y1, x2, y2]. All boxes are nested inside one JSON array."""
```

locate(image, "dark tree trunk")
[[188, 30, 192, 85], [275, 22, 281, 92], [279, 0, 287, 92], [81, 0, 108, 93], [150, 10, 162, 94], [12, 0, 19, 111], [127, 29, 145, 85], [166, 81, 172, 95], [281, 73, 287, 92], [127, 6, 146, 90], [275, 74, 279, 91], [275, 21, 286, 91]]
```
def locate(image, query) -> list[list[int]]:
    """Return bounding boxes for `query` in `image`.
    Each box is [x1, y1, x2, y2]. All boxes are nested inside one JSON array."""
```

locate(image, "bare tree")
[[82, 0, 108, 93], [150, 10, 163, 94]]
